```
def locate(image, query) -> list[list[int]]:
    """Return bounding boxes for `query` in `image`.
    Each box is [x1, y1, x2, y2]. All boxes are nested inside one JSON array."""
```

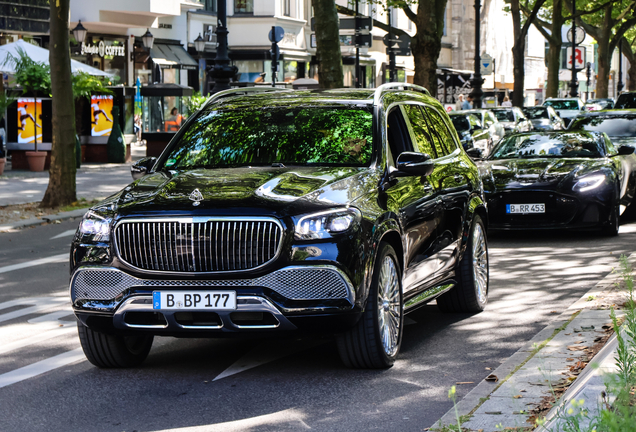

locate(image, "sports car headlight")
[[574, 174, 606, 192], [294, 208, 361, 240], [78, 211, 112, 241]]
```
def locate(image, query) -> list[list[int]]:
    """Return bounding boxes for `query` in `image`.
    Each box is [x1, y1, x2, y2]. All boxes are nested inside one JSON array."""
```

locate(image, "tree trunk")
[[510, 0, 525, 106], [624, 41, 636, 91], [313, 0, 343, 89], [596, 38, 611, 98], [545, 0, 563, 98], [410, 0, 447, 93], [41, 0, 76, 208]]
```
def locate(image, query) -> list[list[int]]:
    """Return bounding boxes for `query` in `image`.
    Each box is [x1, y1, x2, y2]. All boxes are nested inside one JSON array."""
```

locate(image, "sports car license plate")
[[506, 203, 545, 214], [152, 291, 237, 310]]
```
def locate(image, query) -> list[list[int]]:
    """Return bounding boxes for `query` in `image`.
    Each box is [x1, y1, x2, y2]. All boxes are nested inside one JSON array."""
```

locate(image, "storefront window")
[[283, 61, 298, 82], [162, 68, 180, 84], [234, 0, 253, 14], [142, 96, 188, 133], [75, 36, 127, 85], [234, 60, 264, 82]]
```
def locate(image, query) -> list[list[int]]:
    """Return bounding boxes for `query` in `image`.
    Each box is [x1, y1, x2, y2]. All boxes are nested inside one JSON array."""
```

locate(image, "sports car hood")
[[479, 157, 608, 192], [610, 137, 636, 148], [105, 166, 377, 217]]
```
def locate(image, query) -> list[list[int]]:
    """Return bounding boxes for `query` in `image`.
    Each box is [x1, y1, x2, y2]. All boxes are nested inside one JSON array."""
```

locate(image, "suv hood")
[[112, 166, 375, 216], [480, 157, 607, 191]]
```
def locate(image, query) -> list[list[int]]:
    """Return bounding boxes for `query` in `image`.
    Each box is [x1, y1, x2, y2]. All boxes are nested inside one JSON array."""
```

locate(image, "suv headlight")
[[78, 211, 112, 241], [294, 208, 361, 240], [574, 174, 605, 192]]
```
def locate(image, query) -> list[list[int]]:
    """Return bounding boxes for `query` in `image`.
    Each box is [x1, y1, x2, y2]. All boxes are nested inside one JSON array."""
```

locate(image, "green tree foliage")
[[71, 72, 112, 100], [183, 91, 209, 117], [7, 48, 51, 95], [567, 0, 636, 97]]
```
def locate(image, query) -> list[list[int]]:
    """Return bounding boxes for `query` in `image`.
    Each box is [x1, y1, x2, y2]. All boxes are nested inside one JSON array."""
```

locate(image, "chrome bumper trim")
[[112, 295, 296, 331]]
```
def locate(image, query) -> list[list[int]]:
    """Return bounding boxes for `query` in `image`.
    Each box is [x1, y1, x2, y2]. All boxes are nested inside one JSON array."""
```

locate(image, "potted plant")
[[0, 92, 16, 175], [10, 48, 51, 171]]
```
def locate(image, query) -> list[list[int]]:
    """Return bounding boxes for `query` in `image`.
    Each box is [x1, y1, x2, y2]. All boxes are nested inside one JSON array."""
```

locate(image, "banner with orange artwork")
[[91, 95, 114, 136], [17, 98, 43, 144]]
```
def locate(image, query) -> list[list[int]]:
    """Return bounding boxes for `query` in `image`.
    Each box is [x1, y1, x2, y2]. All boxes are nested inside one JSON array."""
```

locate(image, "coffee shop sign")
[[81, 41, 125, 57]]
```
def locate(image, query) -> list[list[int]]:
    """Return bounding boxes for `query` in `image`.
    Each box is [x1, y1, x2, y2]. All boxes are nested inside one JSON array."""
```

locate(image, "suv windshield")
[[544, 100, 580, 110], [570, 116, 636, 137], [615, 93, 636, 109], [451, 116, 471, 132], [492, 110, 515, 122], [490, 133, 604, 159], [523, 107, 549, 119], [162, 106, 374, 169]]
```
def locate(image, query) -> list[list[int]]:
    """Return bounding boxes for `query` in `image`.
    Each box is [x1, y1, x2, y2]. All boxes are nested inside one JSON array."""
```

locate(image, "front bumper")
[[71, 265, 357, 335]]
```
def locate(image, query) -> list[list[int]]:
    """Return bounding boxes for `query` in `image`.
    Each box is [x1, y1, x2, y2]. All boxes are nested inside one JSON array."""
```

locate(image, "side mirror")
[[616, 145, 635, 156], [131, 157, 157, 180], [394, 152, 434, 177], [466, 147, 484, 160]]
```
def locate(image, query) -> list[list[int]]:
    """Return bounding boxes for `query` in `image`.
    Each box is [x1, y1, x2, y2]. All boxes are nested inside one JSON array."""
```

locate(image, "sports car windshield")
[[523, 108, 549, 119], [544, 100, 580, 110], [490, 133, 604, 159], [162, 106, 374, 169], [493, 110, 515, 122], [570, 116, 636, 137]]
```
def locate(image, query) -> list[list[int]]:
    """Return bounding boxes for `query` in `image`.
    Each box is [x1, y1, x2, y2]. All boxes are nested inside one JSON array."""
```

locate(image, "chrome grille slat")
[[115, 218, 283, 273]]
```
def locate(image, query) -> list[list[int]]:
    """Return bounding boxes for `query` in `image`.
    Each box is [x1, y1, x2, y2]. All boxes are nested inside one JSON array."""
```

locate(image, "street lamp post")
[[569, 2, 578, 97], [470, 0, 484, 108], [72, 20, 87, 44], [210, 0, 237, 93]]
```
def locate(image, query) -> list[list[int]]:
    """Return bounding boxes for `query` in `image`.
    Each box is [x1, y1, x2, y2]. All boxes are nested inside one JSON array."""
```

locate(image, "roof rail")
[[206, 87, 294, 105], [373, 83, 431, 106]]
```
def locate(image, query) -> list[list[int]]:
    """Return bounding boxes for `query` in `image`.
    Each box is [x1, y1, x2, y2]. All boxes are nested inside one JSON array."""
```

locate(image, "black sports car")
[[478, 131, 636, 234]]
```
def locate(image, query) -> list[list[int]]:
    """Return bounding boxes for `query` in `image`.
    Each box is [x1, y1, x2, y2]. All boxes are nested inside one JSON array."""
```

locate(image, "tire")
[[78, 323, 153, 368], [336, 242, 403, 369], [601, 204, 619, 236], [437, 214, 489, 313]]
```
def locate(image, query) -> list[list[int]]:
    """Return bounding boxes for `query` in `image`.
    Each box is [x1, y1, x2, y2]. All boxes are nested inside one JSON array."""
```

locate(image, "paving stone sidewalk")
[[432, 253, 634, 432]]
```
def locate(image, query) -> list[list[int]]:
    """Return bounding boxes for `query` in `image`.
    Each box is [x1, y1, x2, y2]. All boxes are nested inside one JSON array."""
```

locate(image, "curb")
[[0, 208, 88, 233], [431, 253, 633, 431], [538, 330, 620, 431]]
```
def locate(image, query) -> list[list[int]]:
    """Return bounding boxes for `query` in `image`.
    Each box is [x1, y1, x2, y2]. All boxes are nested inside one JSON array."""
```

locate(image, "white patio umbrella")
[[0, 39, 112, 77]]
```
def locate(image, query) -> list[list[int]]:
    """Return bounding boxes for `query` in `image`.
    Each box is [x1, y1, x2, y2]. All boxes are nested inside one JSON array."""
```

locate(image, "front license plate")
[[506, 203, 545, 214], [152, 291, 237, 310]]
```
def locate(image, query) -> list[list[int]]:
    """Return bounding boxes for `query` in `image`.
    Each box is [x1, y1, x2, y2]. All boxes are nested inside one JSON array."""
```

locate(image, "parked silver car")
[[522, 106, 565, 131]]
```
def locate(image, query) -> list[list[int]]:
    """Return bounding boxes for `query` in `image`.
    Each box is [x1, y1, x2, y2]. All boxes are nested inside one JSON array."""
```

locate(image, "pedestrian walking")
[[501, 96, 512, 107], [456, 94, 465, 111], [462, 95, 473, 110]]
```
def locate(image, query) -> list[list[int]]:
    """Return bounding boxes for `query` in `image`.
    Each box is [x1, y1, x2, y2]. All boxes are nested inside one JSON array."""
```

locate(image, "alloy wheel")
[[472, 223, 488, 304], [377, 255, 401, 357]]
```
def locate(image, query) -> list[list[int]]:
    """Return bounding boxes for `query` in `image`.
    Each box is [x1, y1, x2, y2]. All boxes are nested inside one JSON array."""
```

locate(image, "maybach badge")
[[189, 189, 204, 206]]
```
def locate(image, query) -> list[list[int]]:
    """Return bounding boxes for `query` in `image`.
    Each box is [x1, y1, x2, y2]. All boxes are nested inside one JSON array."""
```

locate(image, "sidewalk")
[[433, 253, 634, 432], [0, 145, 145, 207]]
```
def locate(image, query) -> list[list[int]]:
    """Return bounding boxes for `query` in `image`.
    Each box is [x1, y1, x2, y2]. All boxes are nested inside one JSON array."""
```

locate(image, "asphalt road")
[[1, 218, 634, 432]]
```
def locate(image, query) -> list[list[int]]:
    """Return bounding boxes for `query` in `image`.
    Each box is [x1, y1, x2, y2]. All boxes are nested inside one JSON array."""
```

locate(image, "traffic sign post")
[[382, 33, 411, 57], [269, 26, 284, 87], [480, 53, 493, 75], [566, 46, 585, 70]]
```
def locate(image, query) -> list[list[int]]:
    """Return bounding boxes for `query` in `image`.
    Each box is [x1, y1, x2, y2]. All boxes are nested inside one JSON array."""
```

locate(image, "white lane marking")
[[27, 309, 73, 324], [0, 297, 69, 322], [149, 408, 310, 432], [50, 229, 76, 240], [0, 253, 67, 274], [0, 294, 67, 312], [213, 340, 326, 381], [0, 325, 77, 356], [0, 348, 85, 389]]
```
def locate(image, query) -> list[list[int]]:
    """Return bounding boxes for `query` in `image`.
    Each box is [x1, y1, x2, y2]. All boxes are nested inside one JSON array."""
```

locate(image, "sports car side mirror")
[[394, 152, 434, 177], [616, 145, 635, 156], [131, 157, 157, 180]]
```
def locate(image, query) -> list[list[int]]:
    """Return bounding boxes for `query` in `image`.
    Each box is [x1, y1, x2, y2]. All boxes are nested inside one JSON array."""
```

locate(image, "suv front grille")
[[114, 217, 283, 273]]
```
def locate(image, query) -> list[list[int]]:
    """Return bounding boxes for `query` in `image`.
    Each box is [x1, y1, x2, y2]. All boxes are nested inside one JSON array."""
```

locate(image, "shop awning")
[[150, 43, 198, 70]]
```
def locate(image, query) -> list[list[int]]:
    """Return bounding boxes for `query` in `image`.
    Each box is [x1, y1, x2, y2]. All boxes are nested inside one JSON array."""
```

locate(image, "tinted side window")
[[387, 106, 415, 165], [403, 104, 437, 158], [423, 107, 458, 156]]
